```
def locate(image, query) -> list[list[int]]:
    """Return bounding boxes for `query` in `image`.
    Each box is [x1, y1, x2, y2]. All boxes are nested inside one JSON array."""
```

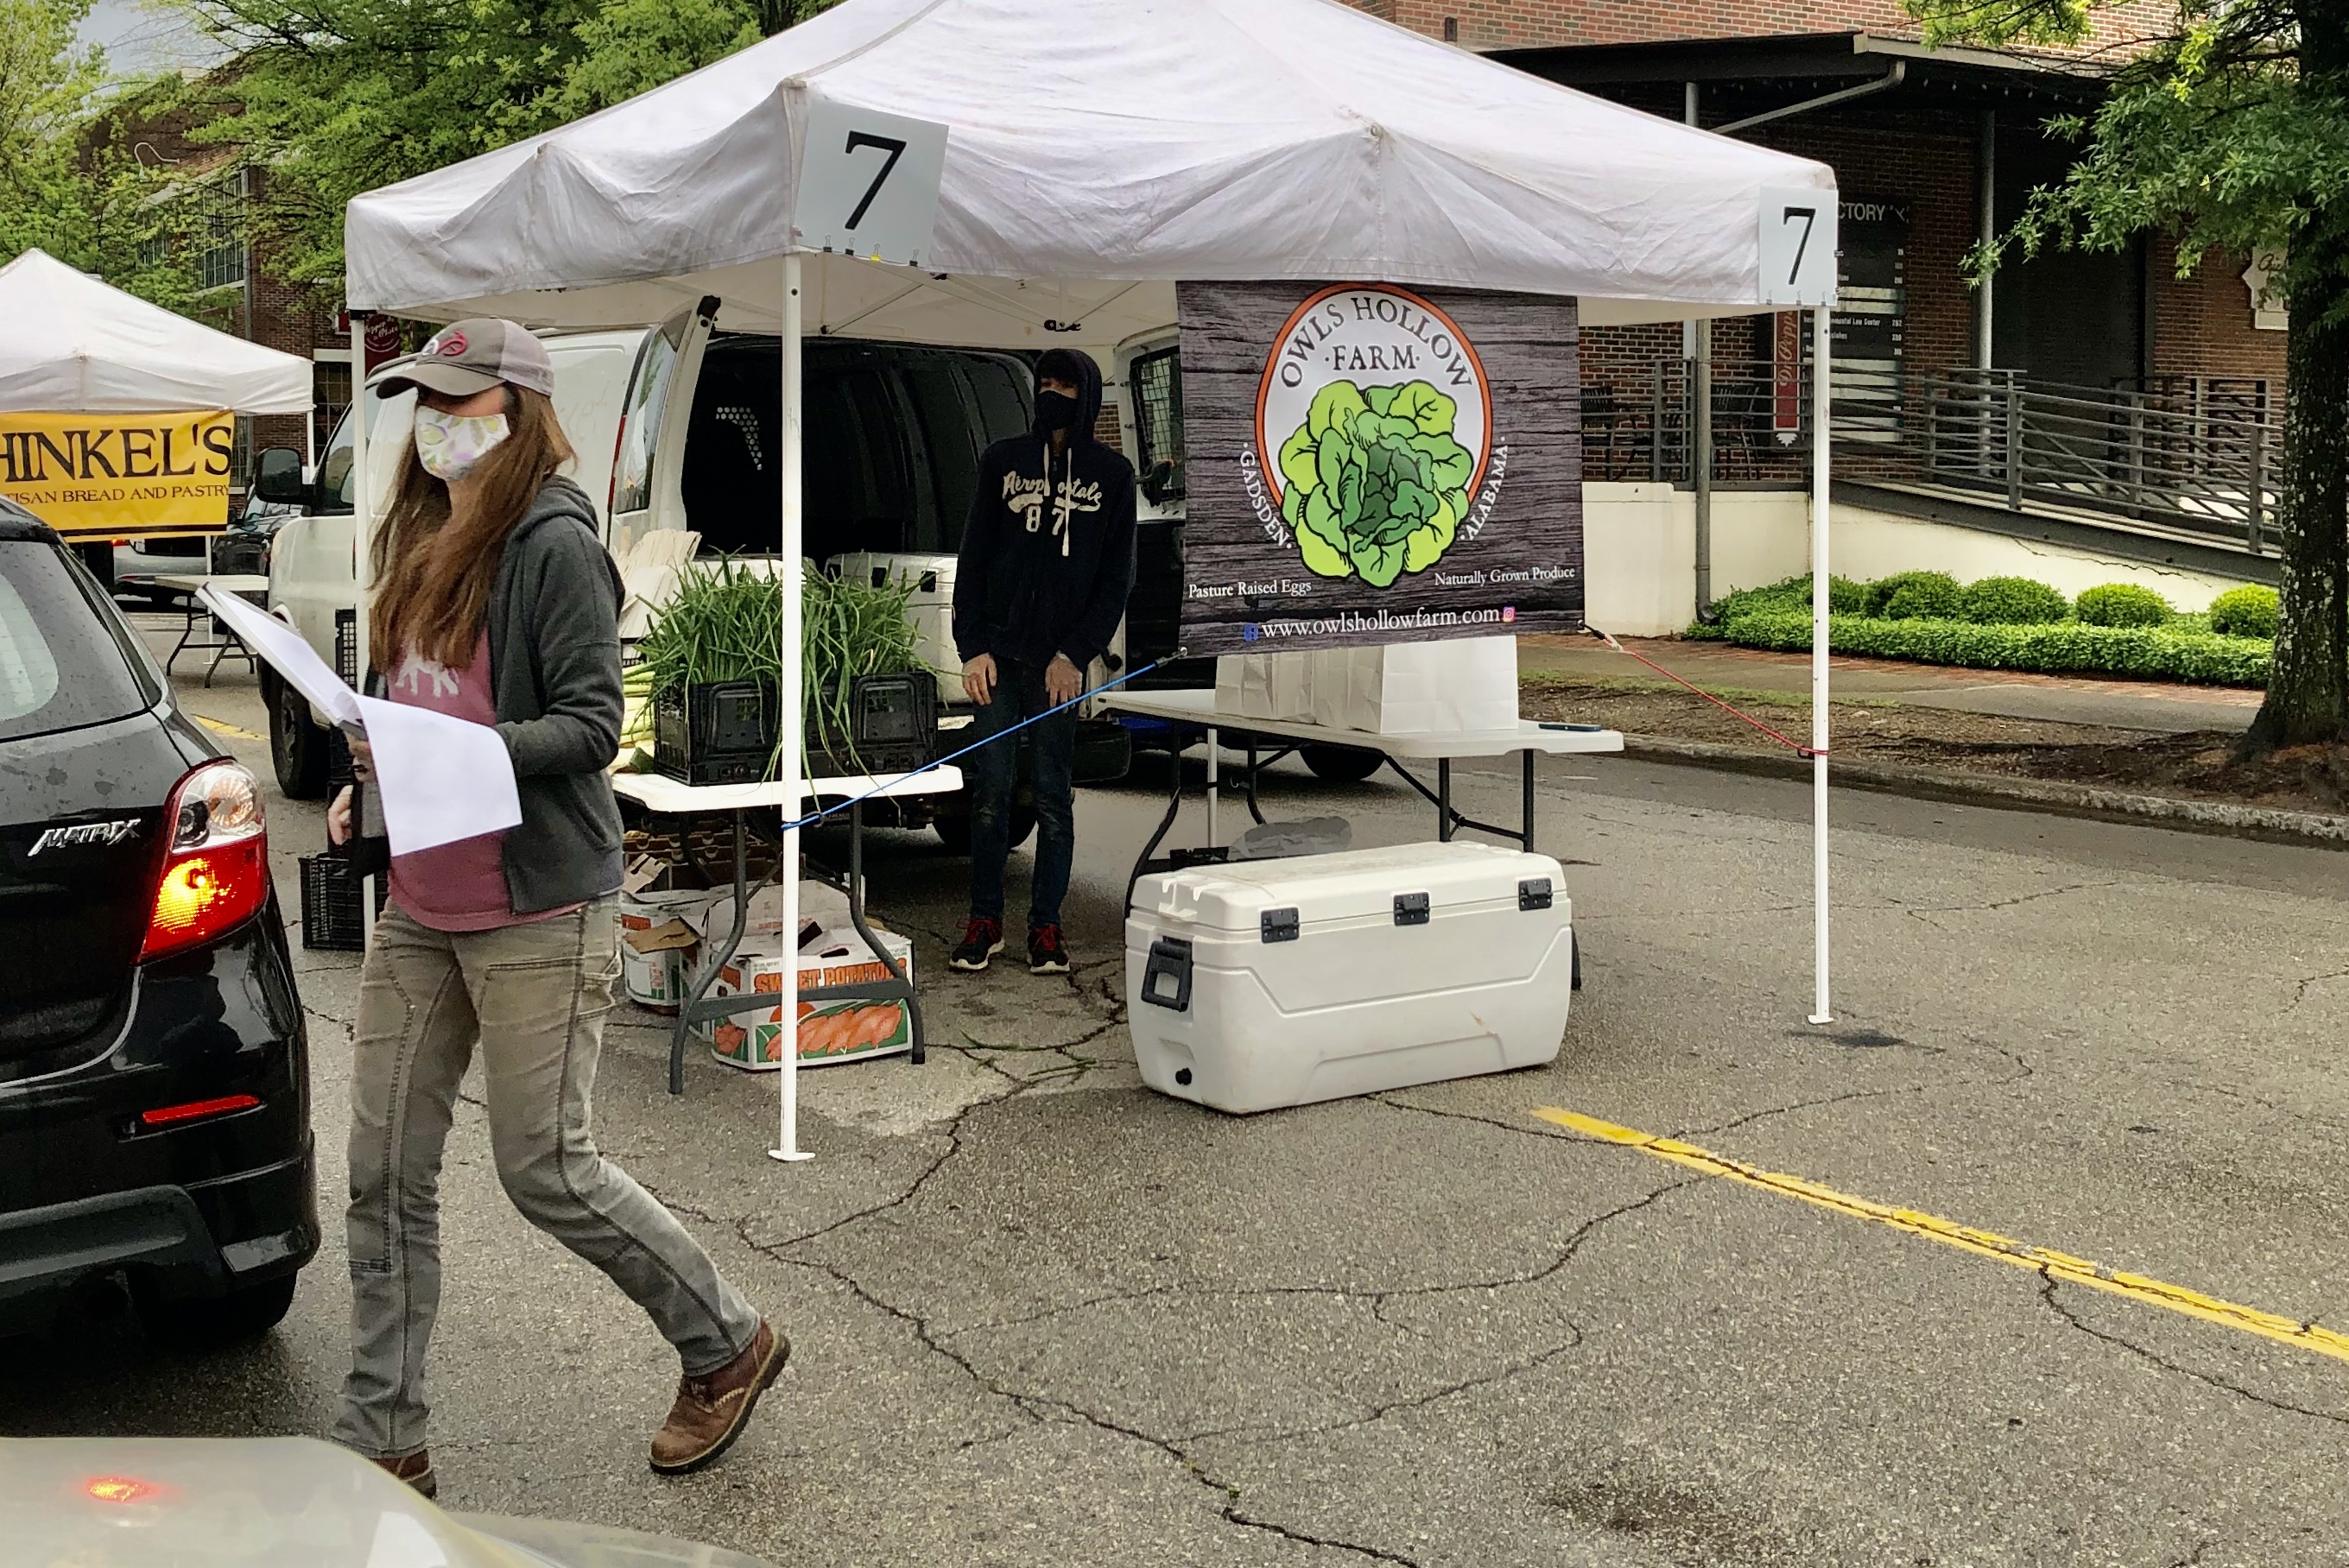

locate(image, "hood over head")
[[1033, 348, 1103, 444]]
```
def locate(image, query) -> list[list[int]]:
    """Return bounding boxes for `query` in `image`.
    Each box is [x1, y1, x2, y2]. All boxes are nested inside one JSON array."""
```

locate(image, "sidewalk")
[[1519, 632, 2263, 736]]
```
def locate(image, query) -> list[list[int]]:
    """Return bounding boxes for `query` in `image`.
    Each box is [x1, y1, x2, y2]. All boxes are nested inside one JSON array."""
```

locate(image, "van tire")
[[1301, 744, 1384, 784], [269, 673, 332, 800]]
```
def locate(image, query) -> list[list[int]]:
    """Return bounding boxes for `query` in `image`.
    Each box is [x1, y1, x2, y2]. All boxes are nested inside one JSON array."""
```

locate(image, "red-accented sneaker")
[[950, 916, 1005, 971], [1027, 923, 1072, 976]]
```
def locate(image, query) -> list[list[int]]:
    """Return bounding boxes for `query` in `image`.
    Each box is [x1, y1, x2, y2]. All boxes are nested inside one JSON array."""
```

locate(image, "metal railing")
[[1579, 359, 2283, 553]]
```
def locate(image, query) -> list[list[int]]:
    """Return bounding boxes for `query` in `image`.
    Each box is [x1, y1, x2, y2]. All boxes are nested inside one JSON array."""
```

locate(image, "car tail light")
[[141, 760, 269, 961], [139, 1093, 262, 1129]]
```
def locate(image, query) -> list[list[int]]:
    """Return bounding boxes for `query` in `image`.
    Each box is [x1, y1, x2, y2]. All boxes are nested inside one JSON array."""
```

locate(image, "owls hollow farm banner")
[[1176, 281, 1581, 655], [0, 410, 236, 539]]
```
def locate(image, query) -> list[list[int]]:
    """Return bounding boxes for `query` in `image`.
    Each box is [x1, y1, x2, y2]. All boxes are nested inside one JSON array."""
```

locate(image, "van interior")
[[681, 335, 1035, 560]]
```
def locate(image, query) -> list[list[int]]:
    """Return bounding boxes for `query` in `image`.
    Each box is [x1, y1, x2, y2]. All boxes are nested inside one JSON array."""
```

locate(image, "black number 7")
[[843, 131, 908, 231], [1781, 205, 1818, 287]]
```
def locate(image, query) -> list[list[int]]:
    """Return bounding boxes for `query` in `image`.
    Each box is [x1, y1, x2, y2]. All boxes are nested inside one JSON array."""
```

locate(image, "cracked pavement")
[[12, 645, 2349, 1565]]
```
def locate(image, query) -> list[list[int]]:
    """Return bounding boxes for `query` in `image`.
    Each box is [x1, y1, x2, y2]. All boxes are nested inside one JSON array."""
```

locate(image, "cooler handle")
[[1141, 937, 1193, 1011]]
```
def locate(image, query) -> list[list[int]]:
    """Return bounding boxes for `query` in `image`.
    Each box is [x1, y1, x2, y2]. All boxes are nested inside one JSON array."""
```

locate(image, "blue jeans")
[[967, 655, 1076, 930]]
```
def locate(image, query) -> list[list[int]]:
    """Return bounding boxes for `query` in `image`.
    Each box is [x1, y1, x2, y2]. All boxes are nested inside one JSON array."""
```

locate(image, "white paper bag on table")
[[1341, 636, 1519, 735]]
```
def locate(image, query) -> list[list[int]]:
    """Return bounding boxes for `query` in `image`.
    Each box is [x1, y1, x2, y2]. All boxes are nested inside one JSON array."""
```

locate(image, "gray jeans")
[[332, 898, 760, 1459]]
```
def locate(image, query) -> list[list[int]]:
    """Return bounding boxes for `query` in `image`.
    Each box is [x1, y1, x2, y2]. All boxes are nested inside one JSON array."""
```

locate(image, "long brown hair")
[[370, 385, 576, 671]]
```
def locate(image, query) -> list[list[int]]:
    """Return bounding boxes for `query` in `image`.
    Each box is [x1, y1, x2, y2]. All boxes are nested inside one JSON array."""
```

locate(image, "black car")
[[0, 498, 316, 1343]]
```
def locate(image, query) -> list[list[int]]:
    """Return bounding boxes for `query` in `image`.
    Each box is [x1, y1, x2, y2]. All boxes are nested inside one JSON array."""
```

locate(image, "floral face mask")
[[413, 408, 510, 481]]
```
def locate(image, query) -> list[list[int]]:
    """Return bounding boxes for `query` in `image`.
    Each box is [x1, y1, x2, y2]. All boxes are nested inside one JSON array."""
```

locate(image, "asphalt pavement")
[[9, 623, 2349, 1568]]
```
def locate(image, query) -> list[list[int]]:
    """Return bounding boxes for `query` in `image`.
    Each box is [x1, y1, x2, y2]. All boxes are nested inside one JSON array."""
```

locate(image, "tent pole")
[[770, 251, 814, 1164], [350, 310, 376, 956], [1808, 305, 1833, 1026]]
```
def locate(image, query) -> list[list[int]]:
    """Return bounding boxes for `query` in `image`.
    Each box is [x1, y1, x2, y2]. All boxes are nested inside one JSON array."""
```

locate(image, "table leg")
[[1438, 758, 1453, 842], [1523, 749, 1535, 854], [1206, 725, 1219, 846], [670, 808, 751, 1097], [841, 800, 924, 1065], [1244, 737, 1267, 826], [164, 599, 199, 677]]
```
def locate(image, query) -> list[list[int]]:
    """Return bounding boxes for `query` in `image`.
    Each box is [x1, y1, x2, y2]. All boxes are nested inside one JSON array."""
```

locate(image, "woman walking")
[[326, 319, 784, 1495]]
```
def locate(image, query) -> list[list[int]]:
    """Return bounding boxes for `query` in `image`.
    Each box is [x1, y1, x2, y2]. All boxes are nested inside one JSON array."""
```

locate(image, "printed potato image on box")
[[706, 928, 915, 1070]]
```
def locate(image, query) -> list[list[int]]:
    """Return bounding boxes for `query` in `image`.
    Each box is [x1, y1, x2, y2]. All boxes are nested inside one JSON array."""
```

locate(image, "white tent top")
[[0, 250, 313, 414], [345, 0, 1833, 343]]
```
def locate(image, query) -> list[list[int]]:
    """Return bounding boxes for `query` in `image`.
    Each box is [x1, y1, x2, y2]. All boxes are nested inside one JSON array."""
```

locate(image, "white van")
[[258, 310, 1203, 842]]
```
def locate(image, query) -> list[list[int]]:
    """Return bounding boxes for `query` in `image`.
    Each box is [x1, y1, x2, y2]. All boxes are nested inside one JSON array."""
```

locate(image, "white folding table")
[[1099, 688, 1623, 899], [611, 766, 962, 1094]]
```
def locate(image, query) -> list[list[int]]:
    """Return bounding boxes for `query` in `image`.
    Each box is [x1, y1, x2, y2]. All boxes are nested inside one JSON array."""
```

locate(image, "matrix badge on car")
[[29, 819, 143, 854]]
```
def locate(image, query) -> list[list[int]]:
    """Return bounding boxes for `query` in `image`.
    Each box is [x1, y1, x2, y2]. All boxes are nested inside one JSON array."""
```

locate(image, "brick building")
[[88, 95, 355, 498]]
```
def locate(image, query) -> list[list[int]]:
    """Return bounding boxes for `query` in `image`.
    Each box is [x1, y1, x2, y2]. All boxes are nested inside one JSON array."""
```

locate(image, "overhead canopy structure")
[[345, 0, 1833, 340], [344, 0, 1846, 1133], [0, 249, 313, 414]]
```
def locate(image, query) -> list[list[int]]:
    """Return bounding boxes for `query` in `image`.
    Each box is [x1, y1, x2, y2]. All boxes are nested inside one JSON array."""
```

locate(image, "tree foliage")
[[1906, 0, 2349, 746], [0, 0, 189, 307], [169, 0, 838, 295]]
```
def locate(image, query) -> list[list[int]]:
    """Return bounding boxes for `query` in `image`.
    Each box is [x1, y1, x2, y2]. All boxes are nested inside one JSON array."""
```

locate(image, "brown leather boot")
[[370, 1450, 437, 1499], [649, 1318, 789, 1476]]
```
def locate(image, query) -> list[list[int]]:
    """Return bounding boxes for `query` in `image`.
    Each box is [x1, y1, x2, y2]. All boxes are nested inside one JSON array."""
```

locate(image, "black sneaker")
[[1028, 924, 1072, 976], [950, 916, 1004, 972]]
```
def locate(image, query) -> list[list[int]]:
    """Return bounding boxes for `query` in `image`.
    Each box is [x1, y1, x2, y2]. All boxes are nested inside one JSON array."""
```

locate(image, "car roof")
[[0, 494, 58, 543]]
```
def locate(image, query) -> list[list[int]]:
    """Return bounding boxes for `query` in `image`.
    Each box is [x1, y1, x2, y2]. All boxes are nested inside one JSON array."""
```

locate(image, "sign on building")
[[1175, 281, 1582, 656], [0, 410, 236, 539]]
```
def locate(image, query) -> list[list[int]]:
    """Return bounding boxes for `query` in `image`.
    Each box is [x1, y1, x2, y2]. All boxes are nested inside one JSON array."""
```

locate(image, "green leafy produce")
[[1716, 609, 2269, 686], [2074, 583, 2172, 629], [1958, 575, 2069, 625], [636, 556, 919, 775], [1871, 571, 1964, 621], [1277, 380, 1474, 588], [2207, 585, 2282, 641]]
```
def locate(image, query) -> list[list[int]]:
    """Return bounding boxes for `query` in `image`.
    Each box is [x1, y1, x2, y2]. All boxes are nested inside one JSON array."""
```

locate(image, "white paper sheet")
[[351, 692, 523, 855], [199, 585, 522, 856], [200, 586, 360, 728]]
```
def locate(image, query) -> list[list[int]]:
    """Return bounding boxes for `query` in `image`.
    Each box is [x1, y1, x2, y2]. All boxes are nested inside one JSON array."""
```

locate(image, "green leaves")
[[1275, 377, 1472, 589], [1717, 608, 2270, 687]]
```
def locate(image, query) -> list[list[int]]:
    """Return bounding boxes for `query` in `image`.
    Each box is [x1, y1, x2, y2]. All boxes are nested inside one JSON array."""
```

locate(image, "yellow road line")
[[1533, 1106, 2349, 1368], [189, 713, 264, 742]]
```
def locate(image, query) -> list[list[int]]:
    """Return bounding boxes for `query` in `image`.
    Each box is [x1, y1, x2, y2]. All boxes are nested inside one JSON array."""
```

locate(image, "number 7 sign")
[[1757, 187, 1839, 307], [797, 99, 949, 266]]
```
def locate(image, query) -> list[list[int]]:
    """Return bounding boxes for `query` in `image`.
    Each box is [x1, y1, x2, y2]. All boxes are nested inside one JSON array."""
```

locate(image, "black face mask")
[[1034, 389, 1079, 433]]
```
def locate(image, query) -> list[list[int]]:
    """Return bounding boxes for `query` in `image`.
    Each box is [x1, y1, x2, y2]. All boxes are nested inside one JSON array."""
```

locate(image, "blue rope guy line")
[[771, 653, 1181, 834]]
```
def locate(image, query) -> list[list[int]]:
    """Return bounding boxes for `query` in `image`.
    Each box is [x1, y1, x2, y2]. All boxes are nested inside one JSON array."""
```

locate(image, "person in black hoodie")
[[949, 347, 1137, 974]]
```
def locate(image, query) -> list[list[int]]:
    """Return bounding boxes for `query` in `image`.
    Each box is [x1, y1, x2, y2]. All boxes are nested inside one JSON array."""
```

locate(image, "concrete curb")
[[1620, 734, 2349, 850]]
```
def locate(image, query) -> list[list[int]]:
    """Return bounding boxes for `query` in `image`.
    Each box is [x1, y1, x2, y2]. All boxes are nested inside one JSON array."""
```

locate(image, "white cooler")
[[1124, 841, 1573, 1115]]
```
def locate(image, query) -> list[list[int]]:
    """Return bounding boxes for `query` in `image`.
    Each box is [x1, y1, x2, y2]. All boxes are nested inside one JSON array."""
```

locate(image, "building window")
[[313, 360, 352, 452], [194, 168, 248, 294]]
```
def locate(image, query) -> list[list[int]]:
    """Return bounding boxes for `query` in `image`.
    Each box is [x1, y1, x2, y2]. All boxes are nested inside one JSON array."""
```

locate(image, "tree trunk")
[[2245, 9, 2349, 749]]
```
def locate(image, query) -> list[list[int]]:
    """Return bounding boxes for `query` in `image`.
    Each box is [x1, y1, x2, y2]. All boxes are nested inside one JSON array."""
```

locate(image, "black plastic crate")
[[654, 672, 940, 786], [653, 680, 775, 787], [301, 851, 388, 952], [808, 671, 939, 780]]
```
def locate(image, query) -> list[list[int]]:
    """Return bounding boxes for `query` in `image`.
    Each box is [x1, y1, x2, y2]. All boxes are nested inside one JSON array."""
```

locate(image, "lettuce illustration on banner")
[[1276, 379, 1475, 587]]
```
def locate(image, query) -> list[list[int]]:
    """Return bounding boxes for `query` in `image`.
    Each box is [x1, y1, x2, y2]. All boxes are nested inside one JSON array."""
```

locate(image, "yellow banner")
[[0, 410, 236, 540]]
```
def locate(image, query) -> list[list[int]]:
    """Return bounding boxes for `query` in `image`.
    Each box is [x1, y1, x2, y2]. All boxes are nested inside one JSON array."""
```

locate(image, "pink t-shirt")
[[385, 633, 567, 933]]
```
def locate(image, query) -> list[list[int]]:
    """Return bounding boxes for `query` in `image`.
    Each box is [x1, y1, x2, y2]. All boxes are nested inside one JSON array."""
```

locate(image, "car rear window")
[[0, 541, 153, 741]]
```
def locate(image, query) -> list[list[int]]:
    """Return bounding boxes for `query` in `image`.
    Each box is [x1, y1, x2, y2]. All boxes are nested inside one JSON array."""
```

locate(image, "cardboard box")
[[617, 872, 716, 1015], [705, 926, 916, 1071]]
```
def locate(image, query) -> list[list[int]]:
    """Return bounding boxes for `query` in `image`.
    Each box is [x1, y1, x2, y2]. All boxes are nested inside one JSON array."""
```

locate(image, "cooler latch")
[[1141, 937, 1193, 1011], [1519, 877, 1554, 911], [1393, 892, 1430, 927], [1261, 907, 1299, 944]]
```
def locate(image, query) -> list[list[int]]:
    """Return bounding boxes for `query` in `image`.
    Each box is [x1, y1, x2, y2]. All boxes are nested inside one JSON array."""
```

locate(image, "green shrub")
[[2207, 584, 2281, 640], [1959, 575, 2069, 625], [2074, 583, 2173, 628], [1688, 574, 1865, 637], [1874, 570, 1964, 621], [1714, 610, 2270, 686]]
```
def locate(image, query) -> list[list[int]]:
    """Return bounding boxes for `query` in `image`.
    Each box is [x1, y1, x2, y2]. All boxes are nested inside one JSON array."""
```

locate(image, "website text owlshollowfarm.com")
[[1240, 605, 1513, 642]]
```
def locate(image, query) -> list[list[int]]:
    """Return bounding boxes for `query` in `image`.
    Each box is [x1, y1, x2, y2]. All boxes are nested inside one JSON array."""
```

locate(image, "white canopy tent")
[[0, 249, 312, 415], [345, 0, 1844, 1152]]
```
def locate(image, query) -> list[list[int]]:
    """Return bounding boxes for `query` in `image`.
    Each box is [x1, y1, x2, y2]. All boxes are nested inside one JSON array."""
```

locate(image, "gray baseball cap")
[[372, 318, 555, 398]]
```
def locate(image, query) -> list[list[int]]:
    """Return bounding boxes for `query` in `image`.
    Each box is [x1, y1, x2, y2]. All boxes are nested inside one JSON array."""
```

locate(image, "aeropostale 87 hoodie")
[[952, 349, 1137, 672]]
